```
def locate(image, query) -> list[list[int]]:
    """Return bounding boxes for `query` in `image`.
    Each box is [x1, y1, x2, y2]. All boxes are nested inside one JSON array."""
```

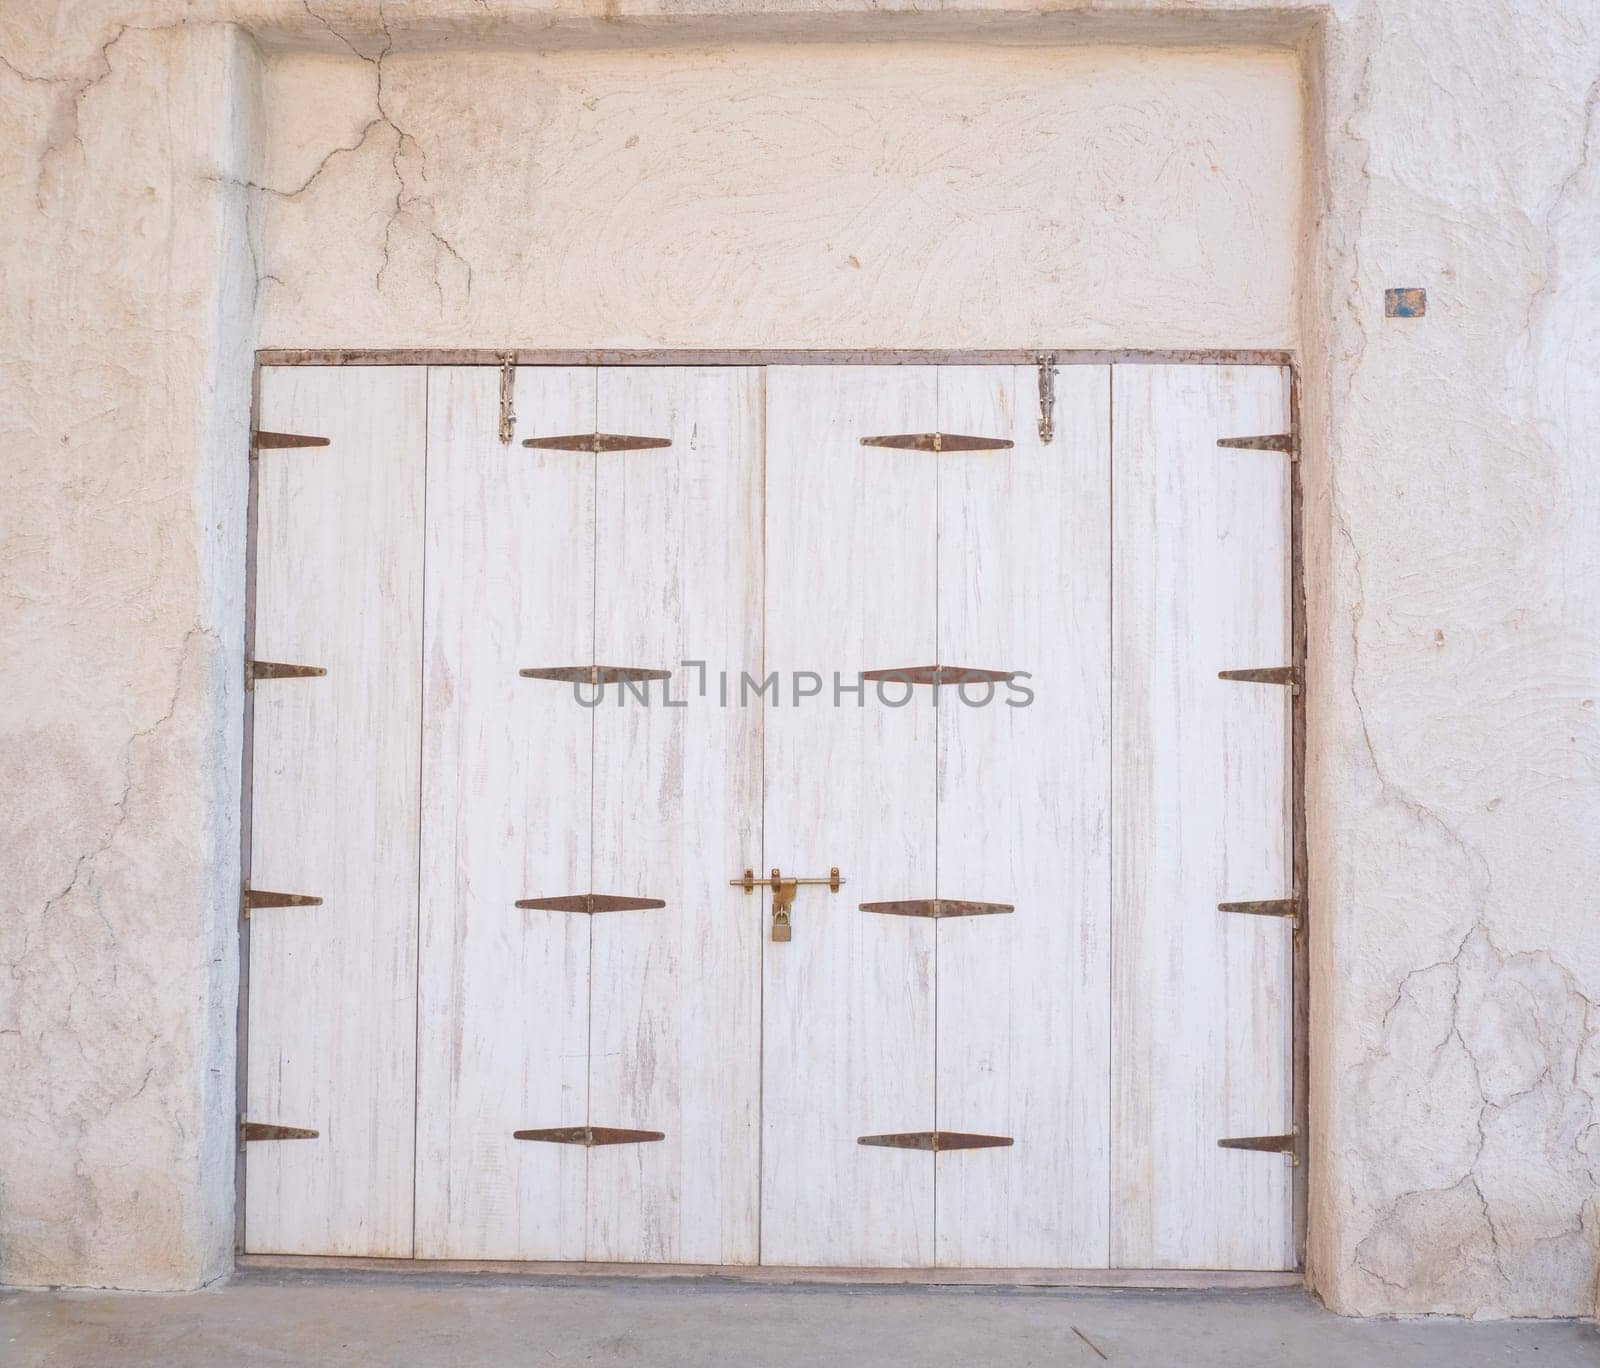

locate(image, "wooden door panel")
[[246, 366, 425, 1255], [760, 366, 938, 1267], [1110, 363, 1294, 1269], [933, 365, 1113, 1267], [413, 366, 594, 1259], [587, 367, 763, 1263]]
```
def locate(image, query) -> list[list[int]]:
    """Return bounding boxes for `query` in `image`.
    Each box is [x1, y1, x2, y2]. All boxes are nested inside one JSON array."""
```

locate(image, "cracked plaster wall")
[[1, 0, 1596, 1318]]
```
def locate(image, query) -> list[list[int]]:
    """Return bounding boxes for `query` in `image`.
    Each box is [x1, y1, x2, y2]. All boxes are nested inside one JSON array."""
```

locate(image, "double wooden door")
[[244, 360, 1294, 1270]]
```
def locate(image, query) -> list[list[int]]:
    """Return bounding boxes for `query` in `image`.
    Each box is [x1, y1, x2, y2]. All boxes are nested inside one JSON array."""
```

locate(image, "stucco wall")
[[1, 0, 1596, 1318], [249, 42, 1300, 346]]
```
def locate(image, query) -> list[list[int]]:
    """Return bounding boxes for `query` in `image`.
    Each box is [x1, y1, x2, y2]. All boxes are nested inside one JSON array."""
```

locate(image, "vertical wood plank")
[[934, 365, 1112, 1267], [246, 366, 424, 1255], [587, 367, 764, 1264], [412, 366, 595, 1259], [760, 366, 938, 1267], [1110, 363, 1293, 1270]]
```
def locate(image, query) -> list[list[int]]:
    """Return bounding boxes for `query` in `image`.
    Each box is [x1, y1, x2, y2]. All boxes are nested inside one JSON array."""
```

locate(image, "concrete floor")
[[3, 1272, 1596, 1367]]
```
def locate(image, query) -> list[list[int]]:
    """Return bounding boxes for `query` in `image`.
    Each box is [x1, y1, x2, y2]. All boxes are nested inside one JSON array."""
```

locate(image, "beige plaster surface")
[[0, 0, 1596, 1320], [248, 42, 1300, 347]]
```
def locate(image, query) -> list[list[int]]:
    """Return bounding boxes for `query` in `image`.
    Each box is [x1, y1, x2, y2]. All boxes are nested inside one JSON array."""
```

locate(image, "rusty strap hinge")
[[859, 1131, 1014, 1152], [522, 433, 672, 453], [1218, 1129, 1299, 1166], [515, 893, 666, 914], [247, 659, 327, 691], [513, 1126, 665, 1146], [860, 433, 1013, 453], [239, 1118, 318, 1148], [1217, 432, 1298, 461], [1219, 665, 1301, 695], [1218, 895, 1301, 930], [1037, 352, 1057, 443], [497, 353, 517, 444], [861, 665, 1015, 686], [251, 431, 330, 453], [241, 886, 323, 920], [519, 665, 672, 685], [860, 899, 1014, 919]]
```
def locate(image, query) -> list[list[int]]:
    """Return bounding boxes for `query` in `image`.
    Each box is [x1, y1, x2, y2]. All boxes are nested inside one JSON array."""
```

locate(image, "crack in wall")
[[37, 627, 217, 937], [1350, 919, 1600, 1310], [1523, 68, 1600, 337]]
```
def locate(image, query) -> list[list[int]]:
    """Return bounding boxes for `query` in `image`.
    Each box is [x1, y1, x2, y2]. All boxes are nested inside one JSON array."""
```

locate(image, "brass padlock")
[[730, 866, 842, 943], [770, 871, 798, 943]]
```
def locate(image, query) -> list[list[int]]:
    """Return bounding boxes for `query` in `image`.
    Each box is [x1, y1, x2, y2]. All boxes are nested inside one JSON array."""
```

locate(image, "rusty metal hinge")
[[861, 665, 1015, 686], [239, 1118, 318, 1148], [1217, 432, 1297, 460], [1218, 1129, 1299, 1166], [860, 898, 1014, 919], [859, 1131, 1014, 1152], [251, 431, 330, 453], [246, 659, 327, 691], [241, 886, 323, 920], [1218, 895, 1301, 930], [522, 433, 672, 453], [497, 353, 517, 444], [515, 893, 666, 914], [513, 1126, 665, 1146], [859, 433, 1013, 453], [519, 665, 672, 685], [1219, 665, 1301, 695], [1037, 352, 1057, 443]]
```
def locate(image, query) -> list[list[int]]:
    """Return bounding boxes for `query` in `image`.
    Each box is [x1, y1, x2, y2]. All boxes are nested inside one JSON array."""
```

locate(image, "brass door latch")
[[731, 867, 843, 942]]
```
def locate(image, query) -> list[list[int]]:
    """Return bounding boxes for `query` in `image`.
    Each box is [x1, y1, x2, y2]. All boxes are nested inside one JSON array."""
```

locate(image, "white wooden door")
[[760, 365, 1114, 1268], [246, 366, 425, 1255], [1110, 363, 1294, 1270], [247, 358, 1293, 1272], [761, 366, 940, 1266], [412, 365, 763, 1262], [412, 366, 594, 1258], [933, 366, 1112, 1268]]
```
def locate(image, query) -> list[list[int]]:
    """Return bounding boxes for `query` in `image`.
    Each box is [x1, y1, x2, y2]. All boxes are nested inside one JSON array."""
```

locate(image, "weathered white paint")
[[2, 0, 1597, 1319], [761, 366, 939, 1267], [933, 364, 1112, 1269], [1109, 363, 1293, 1270], [413, 366, 594, 1259], [586, 367, 764, 1263], [247, 366, 425, 1255]]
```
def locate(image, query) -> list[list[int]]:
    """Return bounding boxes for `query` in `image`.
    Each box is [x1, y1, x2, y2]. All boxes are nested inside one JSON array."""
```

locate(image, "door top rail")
[[256, 347, 1296, 369]]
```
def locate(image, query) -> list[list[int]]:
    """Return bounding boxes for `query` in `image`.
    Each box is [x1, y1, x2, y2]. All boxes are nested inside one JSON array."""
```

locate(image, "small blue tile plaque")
[[1385, 287, 1426, 318]]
